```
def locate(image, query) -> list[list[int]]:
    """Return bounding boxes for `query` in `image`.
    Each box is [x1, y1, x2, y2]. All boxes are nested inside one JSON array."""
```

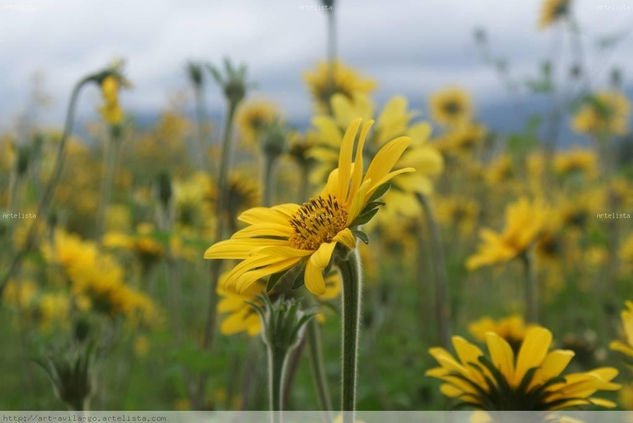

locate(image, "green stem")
[[96, 129, 119, 240], [306, 319, 333, 415], [418, 193, 451, 348], [193, 98, 239, 409], [262, 153, 277, 207], [268, 345, 289, 419], [334, 248, 361, 422], [193, 84, 207, 171], [0, 75, 90, 297], [521, 249, 538, 323]]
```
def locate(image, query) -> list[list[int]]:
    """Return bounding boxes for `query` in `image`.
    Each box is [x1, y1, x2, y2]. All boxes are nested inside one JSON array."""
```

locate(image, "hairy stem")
[[521, 249, 538, 323], [335, 249, 362, 422]]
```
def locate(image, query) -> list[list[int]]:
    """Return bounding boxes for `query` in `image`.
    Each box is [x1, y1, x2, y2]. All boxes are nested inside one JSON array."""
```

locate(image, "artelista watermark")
[[1, 210, 37, 220], [596, 211, 632, 220], [298, 3, 333, 12]]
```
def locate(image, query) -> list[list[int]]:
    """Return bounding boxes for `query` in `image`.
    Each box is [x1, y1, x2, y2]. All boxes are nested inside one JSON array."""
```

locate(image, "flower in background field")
[[435, 196, 479, 236], [610, 301, 633, 361], [205, 118, 414, 296], [427, 327, 620, 409], [553, 148, 598, 178], [429, 87, 473, 127], [2, 279, 38, 310], [304, 61, 376, 112], [217, 272, 264, 336], [37, 293, 71, 330], [468, 314, 536, 350], [435, 123, 487, 157], [310, 94, 443, 215], [538, 0, 571, 29], [572, 91, 630, 136], [485, 154, 515, 185], [98, 76, 124, 126], [237, 100, 280, 147], [467, 197, 548, 270], [226, 172, 261, 224]]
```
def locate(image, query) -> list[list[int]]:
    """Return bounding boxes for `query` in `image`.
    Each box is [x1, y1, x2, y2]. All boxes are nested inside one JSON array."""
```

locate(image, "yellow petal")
[[363, 136, 410, 191], [485, 332, 515, 384], [514, 327, 552, 385], [333, 228, 356, 250], [304, 242, 336, 295], [337, 118, 362, 201]]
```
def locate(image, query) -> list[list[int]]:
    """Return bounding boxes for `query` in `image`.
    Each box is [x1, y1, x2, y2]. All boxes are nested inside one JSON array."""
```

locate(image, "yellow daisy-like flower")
[[552, 148, 598, 177], [469, 314, 536, 350], [610, 301, 633, 360], [204, 118, 414, 296], [311, 94, 443, 198], [237, 100, 279, 146], [435, 195, 479, 236], [427, 327, 620, 410], [435, 123, 487, 156], [429, 87, 473, 127], [99, 75, 124, 126], [572, 91, 630, 136], [485, 154, 515, 185], [538, 0, 570, 29], [304, 61, 376, 112], [467, 198, 547, 270]]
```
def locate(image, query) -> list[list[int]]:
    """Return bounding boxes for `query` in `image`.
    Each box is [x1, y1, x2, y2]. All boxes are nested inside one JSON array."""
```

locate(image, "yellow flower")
[[237, 100, 279, 146], [217, 273, 264, 337], [311, 94, 443, 202], [2, 279, 38, 309], [435, 123, 487, 156], [205, 118, 414, 296], [553, 148, 598, 177], [610, 301, 633, 359], [226, 172, 261, 220], [435, 196, 479, 235], [469, 315, 536, 349], [99, 75, 124, 126], [467, 198, 548, 270], [304, 61, 376, 112], [429, 87, 473, 127], [485, 154, 515, 185], [427, 327, 620, 409], [572, 91, 630, 136], [539, 0, 570, 29], [38, 293, 71, 329]]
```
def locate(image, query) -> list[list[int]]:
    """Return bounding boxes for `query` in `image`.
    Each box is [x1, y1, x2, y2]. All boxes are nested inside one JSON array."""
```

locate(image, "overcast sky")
[[1, 0, 632, 131]]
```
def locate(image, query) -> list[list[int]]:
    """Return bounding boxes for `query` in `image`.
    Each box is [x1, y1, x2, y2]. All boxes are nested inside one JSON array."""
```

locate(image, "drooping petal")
[[304, 242, 337, 295], [333, 228, 356, 250]]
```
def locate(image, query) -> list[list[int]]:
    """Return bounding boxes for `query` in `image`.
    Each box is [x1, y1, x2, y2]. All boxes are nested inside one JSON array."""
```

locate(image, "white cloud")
[[0, 0, 631, 130]]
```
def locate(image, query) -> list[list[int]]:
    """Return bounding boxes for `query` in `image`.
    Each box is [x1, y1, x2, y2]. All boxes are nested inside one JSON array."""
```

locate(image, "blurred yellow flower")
[[3, 279, 38, 309], [435, 123, 487, 156], [429, 87, 473, 127], [435, 195, 479, 235], [620, 235, 633, 272], [217, 273, 263, 337], [485, 154, 515, 185], [99, 76, 124, 126], [427, 327, 620, 409], [38, 293, 71, 330], [611, 301, 633, 359], [572, 91, 630, 136], [553, 148, 598, 177], [538, 0, 570, 29], [468, 314, 536, 349], [467, 197, 548, 270], [304, 61, 376, 112], [237, 100, 279, 146]]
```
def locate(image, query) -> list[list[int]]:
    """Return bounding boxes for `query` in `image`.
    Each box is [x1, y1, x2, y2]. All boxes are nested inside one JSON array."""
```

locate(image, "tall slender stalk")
[[262, 154, 276, 207], [96, 130, 119, 240], [193, 84, 207, 171], [0, 75, 91, 297], [334, 248, 361, 423], [268, 345, 289, 420], [521, 249, 538, 323], [418, 193, 451, 348], [306, 319, 333, 415]]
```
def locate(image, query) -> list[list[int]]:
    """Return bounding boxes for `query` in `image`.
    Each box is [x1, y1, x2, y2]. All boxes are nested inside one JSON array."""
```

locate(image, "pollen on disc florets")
[[288, 194, 348, 251]]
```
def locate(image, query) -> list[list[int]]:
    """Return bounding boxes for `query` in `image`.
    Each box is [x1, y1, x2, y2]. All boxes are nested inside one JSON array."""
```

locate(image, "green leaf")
[[350, 208, 379, 227], [352, 230, 369, 244], [367, 183, 391, 202]]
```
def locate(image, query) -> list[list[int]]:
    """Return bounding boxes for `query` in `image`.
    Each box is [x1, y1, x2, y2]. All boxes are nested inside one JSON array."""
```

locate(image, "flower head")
[[469, 315, 536, 351], [430, 87, 473, 127], [610, 301, 633, 362], [572, 91, 630, 136], [204, 118, 414, 296], [98, 75, 124, 126], [552, 148, 598, 178], [427, 327, 620, 410], [237, 100, 280, 146], [539, 0, 571, 29], [304, 61, 376, 112], [467, 198, 548, 270]]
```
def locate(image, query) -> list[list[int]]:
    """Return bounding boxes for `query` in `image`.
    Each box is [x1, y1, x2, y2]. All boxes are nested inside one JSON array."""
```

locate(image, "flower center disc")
[[288, 194, 348, 250]]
